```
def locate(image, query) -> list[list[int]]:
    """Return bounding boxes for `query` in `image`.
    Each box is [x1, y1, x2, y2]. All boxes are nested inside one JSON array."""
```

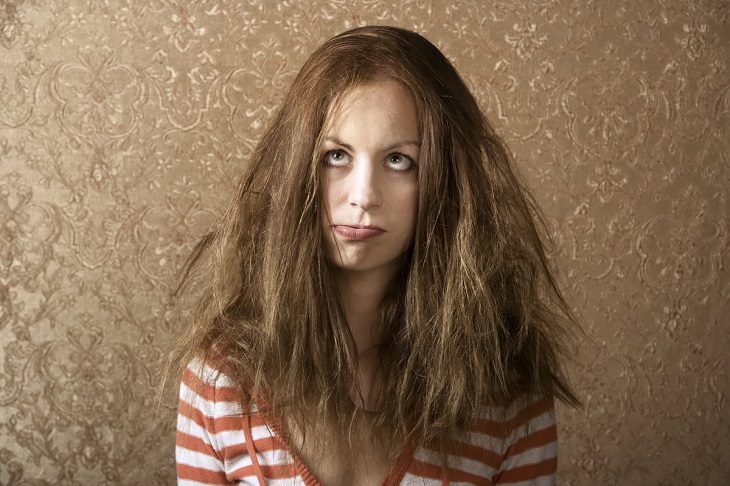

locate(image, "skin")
[[320, 78, 420, 362], [309, 79, 420, 484]]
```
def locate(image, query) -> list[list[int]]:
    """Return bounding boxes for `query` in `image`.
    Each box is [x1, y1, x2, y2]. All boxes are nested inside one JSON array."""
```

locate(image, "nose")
[[347, 156, 382, 210]]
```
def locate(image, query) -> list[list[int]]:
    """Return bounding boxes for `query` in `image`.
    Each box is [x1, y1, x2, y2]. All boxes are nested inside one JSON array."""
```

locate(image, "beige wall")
[[1, 1, 727, 484]]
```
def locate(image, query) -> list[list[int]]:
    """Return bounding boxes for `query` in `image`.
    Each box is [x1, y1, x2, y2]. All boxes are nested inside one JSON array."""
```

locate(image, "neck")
[[335, 265, 398, 356], [335, 265, 399, 412]]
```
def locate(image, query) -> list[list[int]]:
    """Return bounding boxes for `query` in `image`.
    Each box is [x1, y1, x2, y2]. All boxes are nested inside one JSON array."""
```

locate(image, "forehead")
[[323, 80, 419, 138]]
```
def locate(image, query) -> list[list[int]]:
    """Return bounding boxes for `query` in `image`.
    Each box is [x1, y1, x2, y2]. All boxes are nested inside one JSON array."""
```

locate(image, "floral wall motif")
[[0, 1, 727, 484]]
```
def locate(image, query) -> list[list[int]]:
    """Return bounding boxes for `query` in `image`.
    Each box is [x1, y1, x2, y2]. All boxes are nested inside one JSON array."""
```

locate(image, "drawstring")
[[243, 412, 267, 485]]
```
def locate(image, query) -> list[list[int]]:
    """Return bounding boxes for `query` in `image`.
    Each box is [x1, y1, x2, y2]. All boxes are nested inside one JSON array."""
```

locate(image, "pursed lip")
[[332, 224, 385, 240]]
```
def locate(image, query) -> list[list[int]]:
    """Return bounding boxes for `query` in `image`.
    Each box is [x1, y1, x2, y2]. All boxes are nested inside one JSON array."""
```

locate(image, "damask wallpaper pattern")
[[0, 0, 727, 484]]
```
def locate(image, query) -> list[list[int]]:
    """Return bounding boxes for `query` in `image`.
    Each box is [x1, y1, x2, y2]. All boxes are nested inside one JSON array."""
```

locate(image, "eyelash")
[[322, 149, 415, 172]]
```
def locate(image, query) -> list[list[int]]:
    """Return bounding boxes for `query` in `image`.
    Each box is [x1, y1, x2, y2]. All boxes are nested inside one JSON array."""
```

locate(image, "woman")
[[169, 25, 579, 485]]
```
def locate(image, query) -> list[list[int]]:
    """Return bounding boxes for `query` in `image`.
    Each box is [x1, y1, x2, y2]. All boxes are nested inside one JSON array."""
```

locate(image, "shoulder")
[[177, 360, 280, 483], [471, 393, 555, 435], [178, 358, 250, 423], [498, 393, 556, 440], [488, 394, 557, 484], [460, 394, 556, 484]]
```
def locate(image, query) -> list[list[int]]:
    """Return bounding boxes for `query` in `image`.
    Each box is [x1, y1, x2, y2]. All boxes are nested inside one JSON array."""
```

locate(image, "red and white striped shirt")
[[176, 359, 558, 485]]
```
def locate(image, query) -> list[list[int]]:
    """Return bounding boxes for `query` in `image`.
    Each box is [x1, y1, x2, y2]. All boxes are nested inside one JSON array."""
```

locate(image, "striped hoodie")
[[177, 359, 558, 485]]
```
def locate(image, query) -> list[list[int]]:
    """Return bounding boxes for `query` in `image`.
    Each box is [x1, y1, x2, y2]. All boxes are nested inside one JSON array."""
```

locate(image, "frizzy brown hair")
[[163, 25, 580, 460]]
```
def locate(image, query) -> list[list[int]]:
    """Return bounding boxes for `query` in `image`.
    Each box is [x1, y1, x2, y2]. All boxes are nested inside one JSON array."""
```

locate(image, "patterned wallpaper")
[[0, 0, 728, 484]]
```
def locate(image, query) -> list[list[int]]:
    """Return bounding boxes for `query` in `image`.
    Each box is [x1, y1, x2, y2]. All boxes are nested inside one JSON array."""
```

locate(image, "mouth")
[[332, 225, 384, 240]]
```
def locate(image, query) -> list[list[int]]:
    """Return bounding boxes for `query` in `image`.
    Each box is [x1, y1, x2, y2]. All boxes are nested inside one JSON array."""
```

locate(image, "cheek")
[[395, 184, 418, 232], [323, 178, 346, 210], [320, 178, 338, 219]]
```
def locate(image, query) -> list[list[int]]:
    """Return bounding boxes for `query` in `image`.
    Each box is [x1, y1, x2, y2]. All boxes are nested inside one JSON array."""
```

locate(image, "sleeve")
[[175, 359, 232, 485], [492, 395, 558, 485]]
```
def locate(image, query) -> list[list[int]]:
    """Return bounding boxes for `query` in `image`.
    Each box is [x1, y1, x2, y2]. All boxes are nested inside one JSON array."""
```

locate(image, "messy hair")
[[164, 25, 579, 460]]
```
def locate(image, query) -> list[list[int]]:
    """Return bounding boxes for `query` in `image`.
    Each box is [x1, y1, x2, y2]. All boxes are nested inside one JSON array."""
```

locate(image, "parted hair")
[[164, 25, 579, 459]]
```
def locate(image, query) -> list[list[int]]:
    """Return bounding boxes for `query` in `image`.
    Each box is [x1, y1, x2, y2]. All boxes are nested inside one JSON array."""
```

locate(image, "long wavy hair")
[[164, 25, 580, 459]]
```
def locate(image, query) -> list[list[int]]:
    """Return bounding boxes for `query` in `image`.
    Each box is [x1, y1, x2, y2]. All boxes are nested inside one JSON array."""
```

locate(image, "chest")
[[285, 418, 394, 486]]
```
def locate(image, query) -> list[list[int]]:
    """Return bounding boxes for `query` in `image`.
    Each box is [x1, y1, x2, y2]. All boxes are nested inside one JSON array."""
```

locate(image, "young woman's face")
[[320, 79, 420, 275]]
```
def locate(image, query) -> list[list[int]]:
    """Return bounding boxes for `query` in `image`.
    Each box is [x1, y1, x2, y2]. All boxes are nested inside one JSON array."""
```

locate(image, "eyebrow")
[[324, 137, 420, 152]]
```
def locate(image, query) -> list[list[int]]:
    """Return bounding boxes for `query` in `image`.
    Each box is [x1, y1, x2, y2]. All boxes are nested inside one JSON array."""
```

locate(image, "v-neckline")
[[261, 410, 417, 486]]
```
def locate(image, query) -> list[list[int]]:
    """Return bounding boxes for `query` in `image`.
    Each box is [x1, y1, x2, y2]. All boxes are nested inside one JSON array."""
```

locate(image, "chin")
[[330, 255, 403, 274]]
